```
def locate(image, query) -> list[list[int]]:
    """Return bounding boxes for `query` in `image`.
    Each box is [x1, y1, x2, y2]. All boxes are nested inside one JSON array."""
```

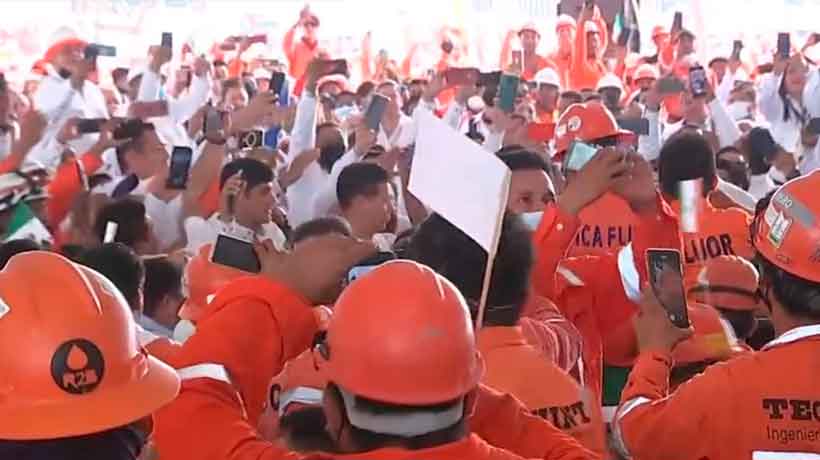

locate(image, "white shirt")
[[184, 214, 287, 255]]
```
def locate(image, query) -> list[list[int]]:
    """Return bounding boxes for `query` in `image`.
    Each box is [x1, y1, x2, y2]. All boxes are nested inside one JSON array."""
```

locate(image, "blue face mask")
[[158, 87, 167, 101], [333, 105, 358, 122], [520, 211, 544, 231]]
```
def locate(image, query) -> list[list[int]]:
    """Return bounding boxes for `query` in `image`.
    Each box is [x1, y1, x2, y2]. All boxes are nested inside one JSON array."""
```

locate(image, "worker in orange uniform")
[[0, 251, 179, 459], [657, 130, 755, 287], [570, 3, 609, 91], [689, 255, 764, 347], [550, 15, 577, 90], [283, 6, 321, 79], [152, 236, 596, 460], [528, 103, 682, 402], [612, 170, 820, 459], [500, 23, 557, 81]]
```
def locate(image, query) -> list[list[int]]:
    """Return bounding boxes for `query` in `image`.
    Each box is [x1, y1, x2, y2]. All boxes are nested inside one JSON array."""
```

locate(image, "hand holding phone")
[[364, 94, 389, 131], [166, 146, 193, 190], [646, 249, 690, 329], [269, 71, 286, 96], [732, 40, 743, 60], [211, 234, 261, 273], [445, 67, 480, 87], [688, 65, 709, 98], [498, 74, 520, 113], [161, 32, 173, 48], [777, 33, 791, 60], [672, 12, 683, 34]]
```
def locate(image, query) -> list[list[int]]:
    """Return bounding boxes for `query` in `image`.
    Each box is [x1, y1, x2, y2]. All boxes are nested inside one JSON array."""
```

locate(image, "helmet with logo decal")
[[0, 251, 179, 440], [554, 102, 633, 155]]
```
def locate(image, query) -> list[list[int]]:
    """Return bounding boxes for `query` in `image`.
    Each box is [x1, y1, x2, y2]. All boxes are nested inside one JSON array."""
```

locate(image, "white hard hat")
[[533, 67, 562, 91], [596, 73, 623, 92], [467, 95, 486, 112]]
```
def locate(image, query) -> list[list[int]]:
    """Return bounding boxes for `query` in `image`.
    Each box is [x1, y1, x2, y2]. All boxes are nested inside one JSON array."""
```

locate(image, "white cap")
[[533, 68, 562, 91], [596, 73, 623, 92], [467, 95, 486, 112]]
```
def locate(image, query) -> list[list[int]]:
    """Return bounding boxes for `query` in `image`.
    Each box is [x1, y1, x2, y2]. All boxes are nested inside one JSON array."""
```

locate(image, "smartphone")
[[203, 106, 226, 134], [130, 100, 169, 119], [364, 94, 389, 131], [113, 119, 146, 140], [511, 50, 523, 70], [161, 32, 173, 48], [657, 76, 686, 95], [498, 74, 520, 113], [76, 118, 106, 134], [85, 44, 116, 60], [323, 59, 349, 77], [564, 141, 599, 171], [646, 249, 690, 329], [478, 71, 501, 88], [166, 146, 193, 190], [617, 28, 632, 47], [347, 252, 396, 284], [526, 122, 556, 143], [617, 117, 650, 136], [584, 0, 595, 8], [445, 67, 480, 86], [247, 34, 268, 45], [777, 33, 790, 59], [211, 234, 261, 273], [219, 42, 237, 51], [239, 129, 265, 150], [689, 65, 709, 97], [807, 117, 820, 135], [269, 71, 286, 96], [672, 12, 683, 32], [732, 40, 743, 59]]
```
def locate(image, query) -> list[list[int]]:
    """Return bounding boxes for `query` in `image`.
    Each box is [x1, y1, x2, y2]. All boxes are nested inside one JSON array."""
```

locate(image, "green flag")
[[2, 203, 52, 244]]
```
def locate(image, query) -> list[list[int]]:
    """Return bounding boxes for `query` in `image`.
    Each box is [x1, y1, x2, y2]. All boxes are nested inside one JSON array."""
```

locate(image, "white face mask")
[[520, 211, 544, 231], [0, 133, 10, 159], [727, 101, 753, 121], [768, 165, 788, 183], [333, 105, 358, 122]]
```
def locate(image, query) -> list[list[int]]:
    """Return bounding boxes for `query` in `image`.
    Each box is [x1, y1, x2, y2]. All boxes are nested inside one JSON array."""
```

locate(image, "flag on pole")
[[2, 203, 53, 244]]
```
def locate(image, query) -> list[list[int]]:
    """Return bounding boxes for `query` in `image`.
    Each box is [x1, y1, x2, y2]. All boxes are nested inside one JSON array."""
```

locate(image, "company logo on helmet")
[[50, 339, 105, 395], [567, 116, 582, 132]]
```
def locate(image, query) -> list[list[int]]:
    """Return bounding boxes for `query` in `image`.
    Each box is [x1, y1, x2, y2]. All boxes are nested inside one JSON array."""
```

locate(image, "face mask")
[[727, 101, 752, 121], [333, 105, 358, 122], [0, 133, 11, 159], [769, 165, 787, 184], [520, 211, 544, 231]]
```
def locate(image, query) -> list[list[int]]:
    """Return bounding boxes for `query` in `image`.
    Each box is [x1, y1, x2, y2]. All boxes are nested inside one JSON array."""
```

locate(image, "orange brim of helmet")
[[0, 353, 179, 440]]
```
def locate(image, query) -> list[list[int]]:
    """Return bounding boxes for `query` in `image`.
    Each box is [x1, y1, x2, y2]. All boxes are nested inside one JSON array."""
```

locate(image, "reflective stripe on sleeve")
[[611, 396, 652, 459], [753, 452, 820, 460], [617, 243, 641, 302]]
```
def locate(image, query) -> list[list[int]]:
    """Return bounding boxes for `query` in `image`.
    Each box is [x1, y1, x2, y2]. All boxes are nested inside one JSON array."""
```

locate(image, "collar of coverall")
[[762, 324, 820, 350]]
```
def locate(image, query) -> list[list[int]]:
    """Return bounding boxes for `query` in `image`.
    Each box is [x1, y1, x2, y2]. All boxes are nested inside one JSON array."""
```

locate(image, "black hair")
[[242, 77, 258, 99], [498, 151, 549, 173], [111, 67, 129, 83], [279, 407, 337, 453], [79, 243, 145, 312], [715, 308, 758, 340], [658, 131, 716, 198], [324, 383, 466, 453], [752, 191, 820, 320], [142, 256, 182, 318], [356, 81, 375, 101], [745, 127, 780, 175], [93, 198, 150, 249], [0, 239, 42, 269], [219, 158, 274, 194], [290, 216, 352, 246], [0, 424, 146, 460], [317, 123, 347, 173], [114, 124, 155, 174], [336, 163, 389, 210], [405, 213, 533, 326]]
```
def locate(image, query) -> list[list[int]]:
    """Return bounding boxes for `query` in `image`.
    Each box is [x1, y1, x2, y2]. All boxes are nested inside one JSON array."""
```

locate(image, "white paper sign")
[[409, 110, 511, 253]]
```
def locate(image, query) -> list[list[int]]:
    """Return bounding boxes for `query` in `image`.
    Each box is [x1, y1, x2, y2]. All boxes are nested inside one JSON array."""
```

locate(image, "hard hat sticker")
[[0, 296, 8, 320], [50, 339, 105, 395], [768, 211, 792, 249], [567, 116, 582, 132]]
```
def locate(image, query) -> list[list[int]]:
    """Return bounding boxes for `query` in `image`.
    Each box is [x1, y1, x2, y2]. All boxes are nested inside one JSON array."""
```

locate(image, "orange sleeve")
[[46, 153, 104, 229], [283, 26, 298, 71], [530, 204, 581, 301], [520, 295, 583, 372], [595, 15, 609, 54], [660, 41, 676, 70], [228, 57, 245, 79], [361, 33, 374, 82], [400, 43, 420, 80], [153, 277, 318, 460], [499, 31, 515, 71], [613, 351, 728, 460], [471, 384, 601, 460]]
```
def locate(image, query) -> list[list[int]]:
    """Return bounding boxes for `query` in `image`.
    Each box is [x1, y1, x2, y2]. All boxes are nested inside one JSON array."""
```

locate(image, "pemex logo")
[[50, 339, 106, 395]]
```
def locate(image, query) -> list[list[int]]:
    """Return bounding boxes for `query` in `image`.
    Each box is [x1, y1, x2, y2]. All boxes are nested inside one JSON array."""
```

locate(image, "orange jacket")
[[548, 51, 573, 91], [283, 27, 319, 79], [530, 196, 681, 401], [613, 327, 820, 459], [153, 276, 597, 460], [570, 15, 609, 91], [669, 198, 754, 288], [478, 326, 607, 456], [568, 193, 637, 258], [521, 294, 583, 373], [46, 152, 104, 229]]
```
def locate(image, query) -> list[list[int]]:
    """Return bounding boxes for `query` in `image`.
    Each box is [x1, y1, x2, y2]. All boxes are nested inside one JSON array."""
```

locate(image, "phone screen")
[[732, 40, 743, 59], [511, 50, 523, 69], [166, 146, 193, 190], [445, 68, 479, 87], [113, 119, 145, 140], [161, 32, 173, 48], [498, 74, 520, 113], [646, 249, 690, 329], [269, 72, 286, 96], [777, 33, 791, 59], [672, 12, 683, 32], [239, 130, 265, 150], [130, 100, 169, 119], [807, 117, 820, 136], [211, 234, 261, 273], [657, 76, 685, 95], [203, 107, 225, 134], [617, 118, 650, 136], [364, 94, 389, 131], [478, 71, 501, 88], [564, 141, 599, 171], [0, 73, 6, 93], [77, 118, 106, 134], [689, 66, 708, 97], [346, 252, 396, 285]]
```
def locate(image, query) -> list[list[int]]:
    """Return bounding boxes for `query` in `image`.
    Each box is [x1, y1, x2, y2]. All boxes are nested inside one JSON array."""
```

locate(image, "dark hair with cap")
[[142, 255, 182, 319], [658, 131, 716, 198], [744, 127, 780, 176], [219, 158, 274, 195], [405, 213, 533, 327], [498, 150, 549, 173], [336, 163, 389, 210], [79, 243, 145, 312], [290, 216, 352, 246], [0, 239, 42, 270], [93, 198, 151, 249]]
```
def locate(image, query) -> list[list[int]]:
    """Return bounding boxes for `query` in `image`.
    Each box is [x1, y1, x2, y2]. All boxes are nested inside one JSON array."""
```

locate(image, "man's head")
[[533, 68, 561, 112], [336, 163, 393, 239], [79, 243, 146, 313], [658, 131, 716, 199], [93, 198, 158, 255], [716, 146, 750, 191], [142, 255, 184, 330], [316, 122, 346, 173], [556, 15, 576, 54], [652, 26, 670, 51], [558, 90, 583, 114], [584, 22, 602, 58], [405, 213, 533, 326], [376, 81, 401, 115], [518, 25, 540, 54], [290, 216, 352, 248], [498, 151, 555, 213], [689, 255, 761, 341], [220, 158, 276, 228], [45, 38, 87, 77], [302, 14, 320, 42], [117, 124, 168, 179], [676, 30, 696, 58], [221, 77, 249, 111]]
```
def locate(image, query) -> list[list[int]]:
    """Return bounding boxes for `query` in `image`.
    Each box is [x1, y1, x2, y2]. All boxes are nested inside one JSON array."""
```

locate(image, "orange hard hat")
[[317, 260, 484, 405], [554, 102, 630, 154], [753, 170, 820, 283], [179, 244, 246, 321], [652, 25, 669, 39], [43, 38, 87, 63], [673, 303, 745, 365], [633, 63, 660, 82], [688, 255, 761, 312], [0, 251, 179, 440], [270, 351, 327, 416]]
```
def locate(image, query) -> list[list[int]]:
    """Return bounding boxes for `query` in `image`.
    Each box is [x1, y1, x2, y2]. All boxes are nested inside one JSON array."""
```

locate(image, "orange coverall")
[[283, 28, 320, 80], [46, 152, 104, 229], [152, 276, 598, 460], [521, 293, 583, 373], [613, 326, 820, 459], [530, 195, 682, 401], [478, 326, 607, 456], [569, 14, 609, 91], [568, 193, 638, 258]]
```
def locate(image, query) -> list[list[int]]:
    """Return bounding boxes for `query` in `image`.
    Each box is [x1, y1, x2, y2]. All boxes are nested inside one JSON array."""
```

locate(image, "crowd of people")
[[0, 2, 819, 460]]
